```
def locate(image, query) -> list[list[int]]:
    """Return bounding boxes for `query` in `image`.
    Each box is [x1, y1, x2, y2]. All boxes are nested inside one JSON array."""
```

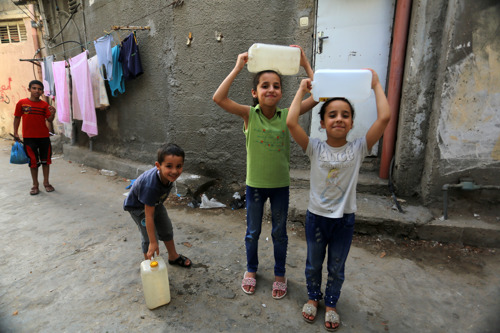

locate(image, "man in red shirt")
[[13, 80, 56, 195]]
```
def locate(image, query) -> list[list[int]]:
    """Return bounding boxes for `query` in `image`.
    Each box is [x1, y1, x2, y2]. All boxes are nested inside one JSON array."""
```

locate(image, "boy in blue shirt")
[[124, 143, 191, 267]]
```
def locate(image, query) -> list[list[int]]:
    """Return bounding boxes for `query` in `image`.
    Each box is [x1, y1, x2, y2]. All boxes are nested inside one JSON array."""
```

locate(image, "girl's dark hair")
[[252, 70, 282, 107], [319, 97, 355, 121], [157, 143, 185, 163], [29, 80, 44, 89]]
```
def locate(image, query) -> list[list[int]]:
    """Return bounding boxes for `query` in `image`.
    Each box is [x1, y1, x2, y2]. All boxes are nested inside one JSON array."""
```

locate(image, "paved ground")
[[1, 138, 499, 332]]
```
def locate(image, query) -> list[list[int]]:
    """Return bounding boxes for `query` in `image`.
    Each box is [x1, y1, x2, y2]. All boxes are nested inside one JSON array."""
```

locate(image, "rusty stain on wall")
[[492, 135, 500, 161]]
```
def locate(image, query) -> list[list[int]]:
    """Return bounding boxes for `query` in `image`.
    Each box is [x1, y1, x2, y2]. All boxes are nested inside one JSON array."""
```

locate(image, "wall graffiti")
[[0, 78, 13, 104]]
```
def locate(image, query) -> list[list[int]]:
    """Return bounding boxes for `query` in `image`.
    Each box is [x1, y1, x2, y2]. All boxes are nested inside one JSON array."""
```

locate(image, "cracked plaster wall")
[[394, 0, 500, 203]]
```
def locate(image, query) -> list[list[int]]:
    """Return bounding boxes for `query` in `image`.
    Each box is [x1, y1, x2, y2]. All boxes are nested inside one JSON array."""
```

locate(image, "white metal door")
[[311, 0, 395, 154]]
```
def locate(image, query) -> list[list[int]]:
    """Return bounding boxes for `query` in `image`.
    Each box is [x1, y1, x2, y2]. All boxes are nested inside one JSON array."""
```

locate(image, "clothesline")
[[33, 26, 149, 61], [37, 28, 144, 140]]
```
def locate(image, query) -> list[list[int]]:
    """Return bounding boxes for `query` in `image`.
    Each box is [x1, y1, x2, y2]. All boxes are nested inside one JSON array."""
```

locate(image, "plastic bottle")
[[100, 169, 117, 176], [140, 255, 171, 309], [311, 69, 373, 101], [247, 43, 301, 75]]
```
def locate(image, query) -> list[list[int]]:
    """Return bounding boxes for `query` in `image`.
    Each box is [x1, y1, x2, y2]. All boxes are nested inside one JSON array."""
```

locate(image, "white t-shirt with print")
[[306, 137, 368, 218]]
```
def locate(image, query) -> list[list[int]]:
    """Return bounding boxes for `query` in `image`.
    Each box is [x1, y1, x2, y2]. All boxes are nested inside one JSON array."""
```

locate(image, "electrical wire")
[[50, 11, 75, 42], [23, 4, 37, 21], [10, 0, 36, 21]]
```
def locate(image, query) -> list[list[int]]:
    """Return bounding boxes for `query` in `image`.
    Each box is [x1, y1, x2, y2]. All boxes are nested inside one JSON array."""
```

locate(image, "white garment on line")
[[88, 55, 110, 110]]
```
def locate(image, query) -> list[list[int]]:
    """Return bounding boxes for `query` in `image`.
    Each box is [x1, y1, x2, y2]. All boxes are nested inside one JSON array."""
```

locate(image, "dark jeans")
[[245, 185, 289, 277], [305, 210, 355, 308]]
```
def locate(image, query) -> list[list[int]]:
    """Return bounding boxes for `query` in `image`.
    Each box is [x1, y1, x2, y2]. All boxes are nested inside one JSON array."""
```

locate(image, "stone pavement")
[[1, 138, 499, 332]]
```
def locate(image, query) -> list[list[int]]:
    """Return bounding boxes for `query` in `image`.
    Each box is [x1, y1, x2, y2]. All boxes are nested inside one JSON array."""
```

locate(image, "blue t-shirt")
[[123, 167, 172, 210], [109, 45, 125, 96]]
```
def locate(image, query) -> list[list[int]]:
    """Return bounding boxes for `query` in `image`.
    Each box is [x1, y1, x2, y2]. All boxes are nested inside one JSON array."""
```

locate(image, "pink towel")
[[69, 51, 98, 137], [52, 60, 71, 123]]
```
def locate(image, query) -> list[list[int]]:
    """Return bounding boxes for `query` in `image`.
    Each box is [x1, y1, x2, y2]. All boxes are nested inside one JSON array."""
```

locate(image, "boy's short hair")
[[29, 80, 44, 89], [157, 143, 185, 163]]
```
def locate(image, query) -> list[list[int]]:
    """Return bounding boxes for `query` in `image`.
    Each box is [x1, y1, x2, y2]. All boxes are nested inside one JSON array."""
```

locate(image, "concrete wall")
[[394, 0, 500, 203], [38, 0, 499, 203], [39, 0, 315, 183], [0, 2, 42, 137]]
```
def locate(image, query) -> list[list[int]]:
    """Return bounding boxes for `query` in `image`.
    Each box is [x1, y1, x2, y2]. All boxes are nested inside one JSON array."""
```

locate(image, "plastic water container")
[[247, 43, 301, 75], [140, 255, 170, 309], [311, 69, 372, 101]]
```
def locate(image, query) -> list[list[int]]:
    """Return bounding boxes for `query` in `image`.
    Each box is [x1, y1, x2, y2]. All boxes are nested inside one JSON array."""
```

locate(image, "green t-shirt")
[[244, 105, 290, 188]]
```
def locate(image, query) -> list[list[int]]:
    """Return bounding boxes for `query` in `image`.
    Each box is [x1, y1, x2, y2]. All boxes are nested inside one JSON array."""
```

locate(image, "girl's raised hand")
[[290, 44, 307, 67], [299, 78, 312, 93], [366, 68, 381, 89], [236, 52, 249, 70]]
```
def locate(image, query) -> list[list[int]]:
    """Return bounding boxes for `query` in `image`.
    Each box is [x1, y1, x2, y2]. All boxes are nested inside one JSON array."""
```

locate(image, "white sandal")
[[302, 302, 317, 323], [324, 310, 340, 331]]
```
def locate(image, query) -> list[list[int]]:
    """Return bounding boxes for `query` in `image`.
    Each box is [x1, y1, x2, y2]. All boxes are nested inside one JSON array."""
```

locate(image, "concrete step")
[[63, 144, 500, 248], [284, 188, 500, 248]]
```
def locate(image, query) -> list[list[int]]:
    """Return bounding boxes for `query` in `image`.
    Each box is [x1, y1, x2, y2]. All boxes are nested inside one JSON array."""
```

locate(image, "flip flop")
[[241, 271, 256, 295], [168, 254, 191, 268], [30, 186, 39, 195], [44, 184, 55, 192], [272, 278, 287, 299]]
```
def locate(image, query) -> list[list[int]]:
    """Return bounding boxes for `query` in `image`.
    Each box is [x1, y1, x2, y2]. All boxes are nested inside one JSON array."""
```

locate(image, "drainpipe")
[[379, 0, 413, 179], [29, 4, 43, 81]]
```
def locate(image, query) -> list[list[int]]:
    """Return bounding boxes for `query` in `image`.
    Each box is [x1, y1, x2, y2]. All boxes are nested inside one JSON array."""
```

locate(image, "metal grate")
[[0, 21, 28, 44]]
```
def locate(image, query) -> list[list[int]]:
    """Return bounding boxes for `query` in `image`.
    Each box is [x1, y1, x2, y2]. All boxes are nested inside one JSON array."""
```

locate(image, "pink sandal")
[[272, 278, 287, 299], [241, 272, 256, 295]]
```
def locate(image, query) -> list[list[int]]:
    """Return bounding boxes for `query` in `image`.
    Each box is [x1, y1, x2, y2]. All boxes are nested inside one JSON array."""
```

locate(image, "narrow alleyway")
[[0, 138, 498, 332]]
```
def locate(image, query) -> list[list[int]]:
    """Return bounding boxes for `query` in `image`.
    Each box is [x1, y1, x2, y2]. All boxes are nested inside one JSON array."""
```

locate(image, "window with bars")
[[0, 21, 28, 44]]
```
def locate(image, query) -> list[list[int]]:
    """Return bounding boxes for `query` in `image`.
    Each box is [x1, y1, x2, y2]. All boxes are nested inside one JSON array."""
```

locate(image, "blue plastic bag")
[[10, 141, 29, 164]]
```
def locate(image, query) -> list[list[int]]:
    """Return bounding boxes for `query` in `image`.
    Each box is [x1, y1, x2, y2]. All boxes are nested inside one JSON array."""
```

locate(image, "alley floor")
[[0, 138, 499, 333]]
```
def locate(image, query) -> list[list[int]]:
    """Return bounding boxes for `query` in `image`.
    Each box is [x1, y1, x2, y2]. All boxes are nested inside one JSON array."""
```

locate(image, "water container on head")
[[311, 69, 372, 101], [140, 255, 170, 309], [247, 43, 301, 75]]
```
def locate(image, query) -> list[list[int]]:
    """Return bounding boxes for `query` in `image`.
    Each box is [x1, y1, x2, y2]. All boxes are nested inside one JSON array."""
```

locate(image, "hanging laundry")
[[52, 60, 71, 123], [88, 55, 110, 110], [119, 32, 144, 80], [108, 45, 125, 96], [94, 34, 114, 80], [61, 67, 73, 140], [69, 51, 98, 137], [71, 72, 82, 121], [41, 63, 51, 97], [43, 55, 56, 96]]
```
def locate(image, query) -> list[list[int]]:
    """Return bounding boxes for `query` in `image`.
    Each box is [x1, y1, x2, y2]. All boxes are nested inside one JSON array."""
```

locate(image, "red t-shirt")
[[14, 98, 51, 138]]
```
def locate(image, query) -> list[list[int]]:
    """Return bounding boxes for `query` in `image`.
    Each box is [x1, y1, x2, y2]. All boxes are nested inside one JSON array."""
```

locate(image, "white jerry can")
[[311, 69, 372, 102], [247, 43, 301, 75], [140, 255, 171, 309]]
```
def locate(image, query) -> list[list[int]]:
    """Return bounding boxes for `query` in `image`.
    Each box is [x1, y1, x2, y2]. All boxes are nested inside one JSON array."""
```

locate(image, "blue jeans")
[[245, 185, 289, 277], [305, 210, 355, 308]]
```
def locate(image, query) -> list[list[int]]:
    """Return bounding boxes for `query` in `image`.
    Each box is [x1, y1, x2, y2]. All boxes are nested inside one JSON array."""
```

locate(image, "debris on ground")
[[200, 194, 226, 208]]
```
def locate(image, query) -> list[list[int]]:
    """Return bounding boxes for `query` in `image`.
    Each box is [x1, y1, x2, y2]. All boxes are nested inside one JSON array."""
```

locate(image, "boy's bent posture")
[[124, 143, 191, 267]]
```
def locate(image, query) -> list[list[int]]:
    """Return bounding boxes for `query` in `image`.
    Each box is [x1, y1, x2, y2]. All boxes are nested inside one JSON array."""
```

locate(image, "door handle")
[[317, 32, 329, 54]]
